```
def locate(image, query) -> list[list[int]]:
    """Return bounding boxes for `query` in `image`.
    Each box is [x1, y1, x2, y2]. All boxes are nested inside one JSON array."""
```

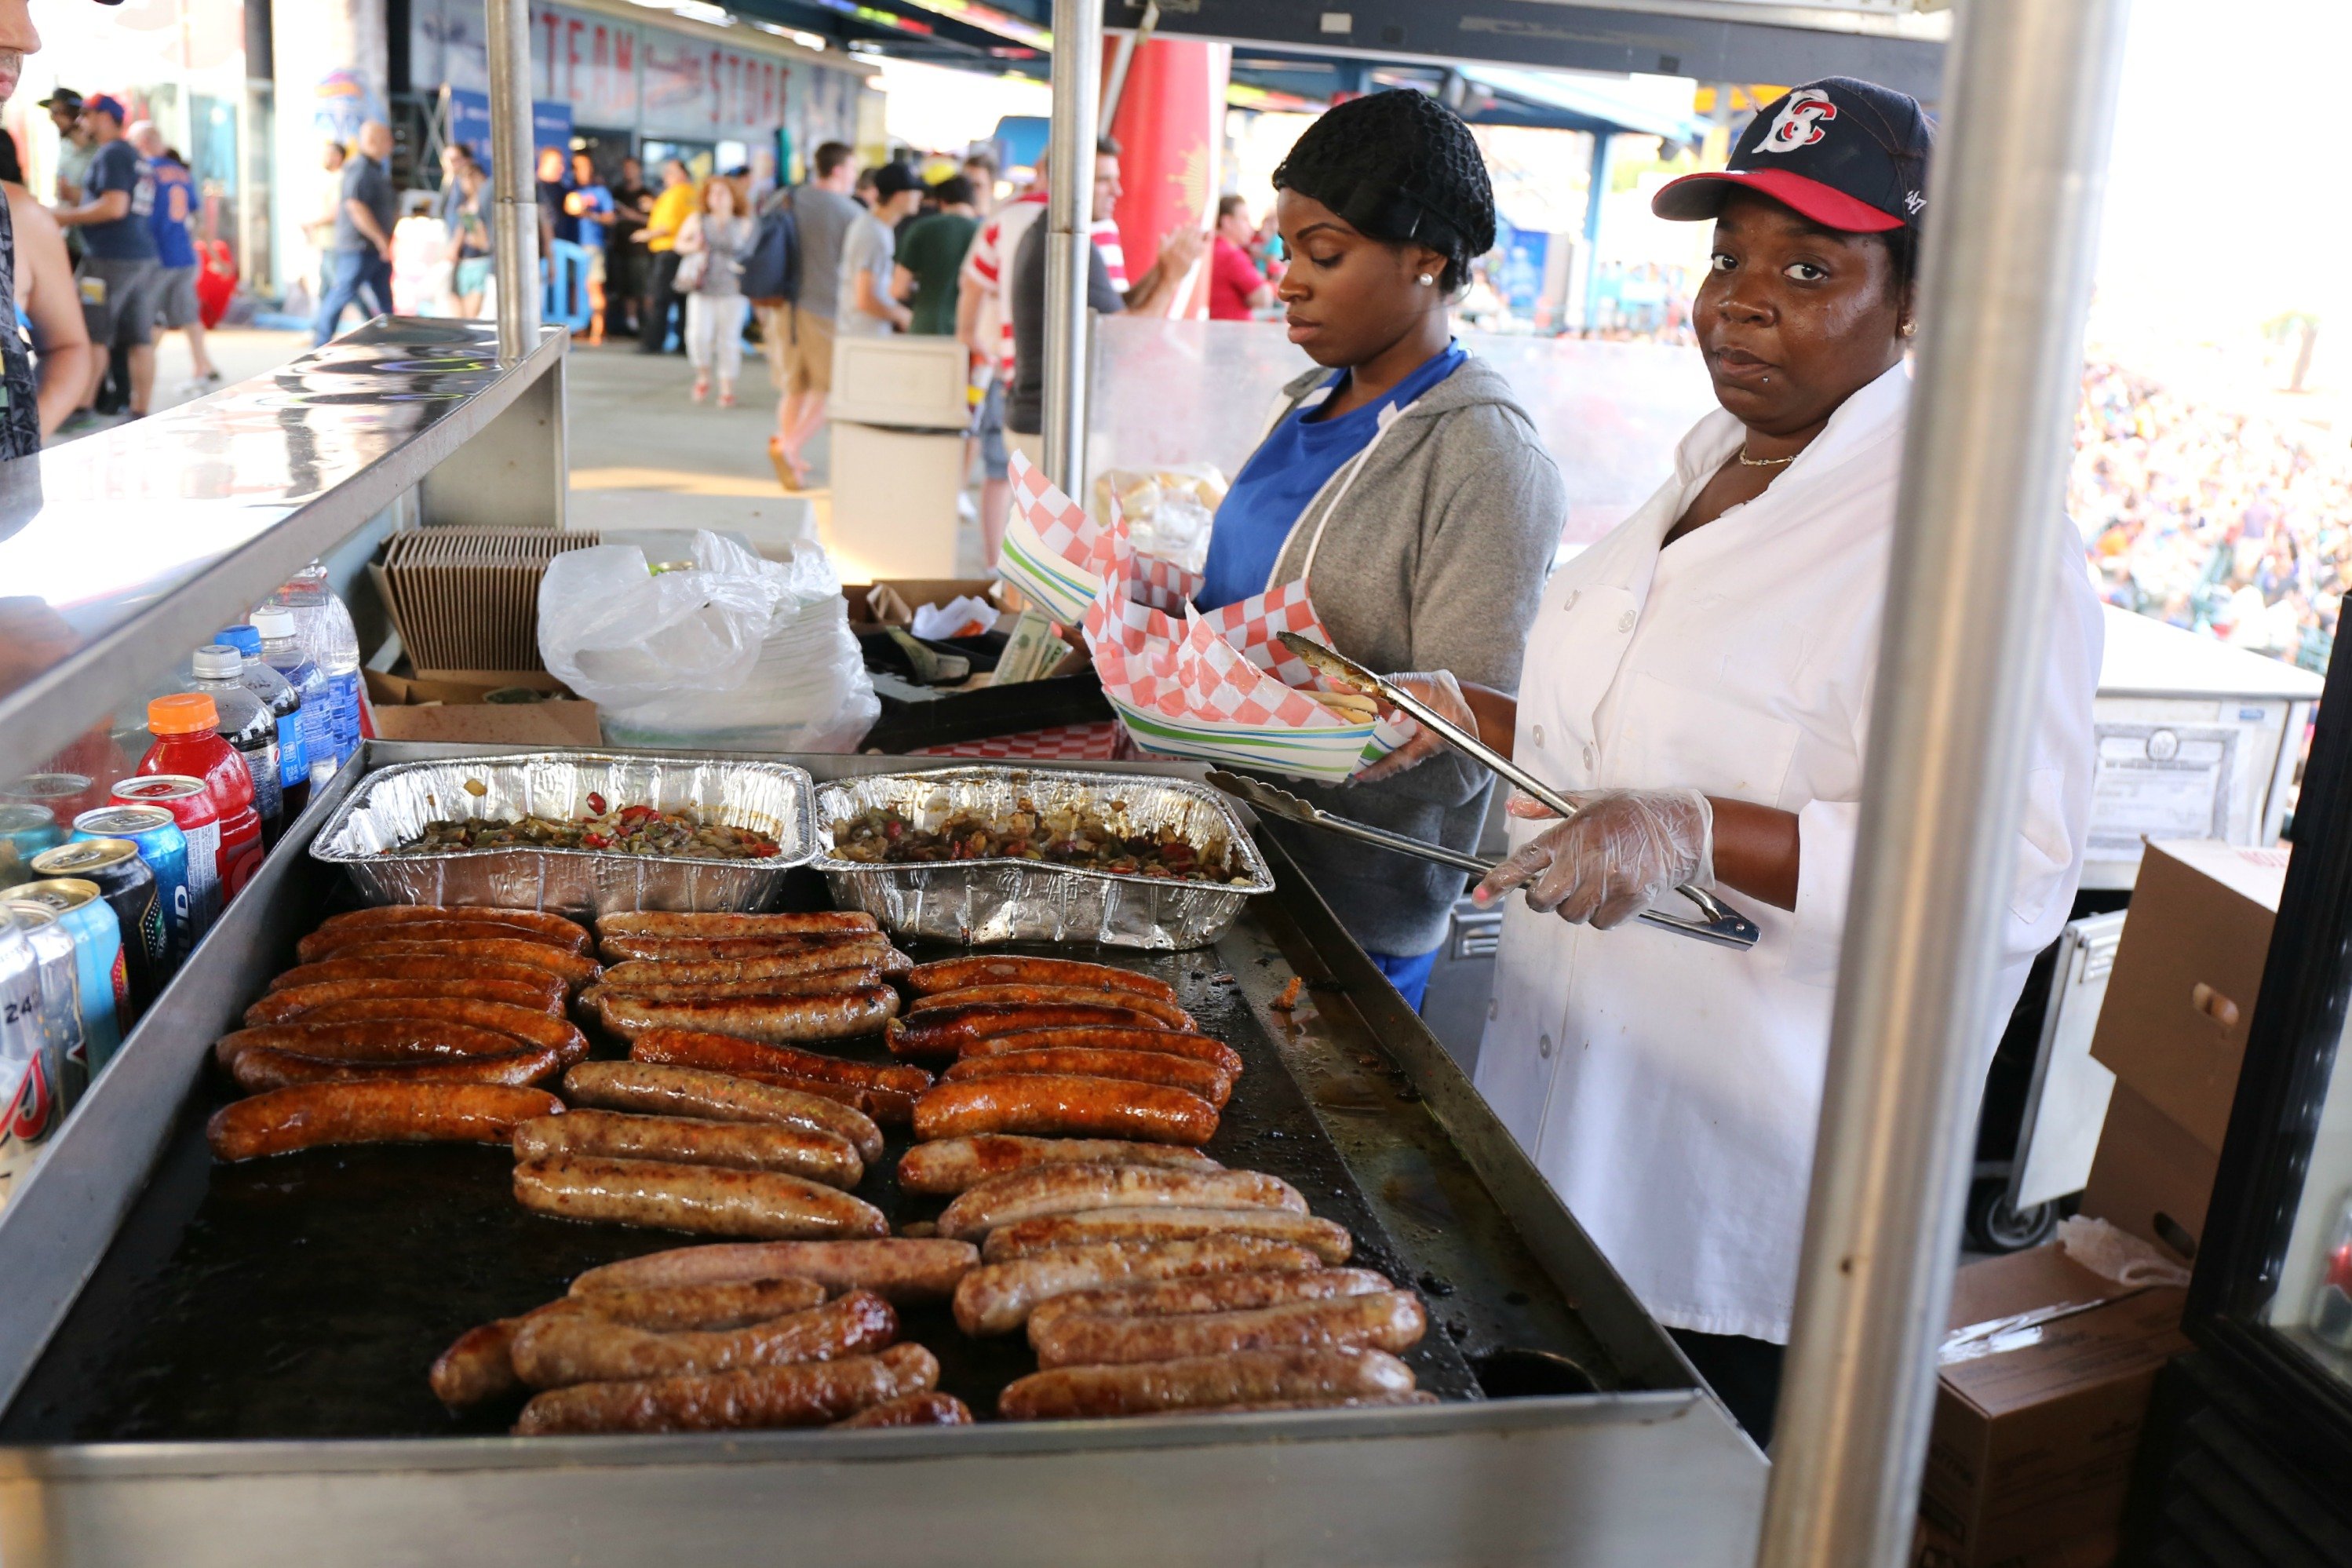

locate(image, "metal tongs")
[[1247, 633, 1760, 950]]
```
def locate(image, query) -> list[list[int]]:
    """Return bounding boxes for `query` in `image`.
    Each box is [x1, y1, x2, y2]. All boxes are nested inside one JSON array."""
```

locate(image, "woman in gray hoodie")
[[1198, 90, 1565, 1006]]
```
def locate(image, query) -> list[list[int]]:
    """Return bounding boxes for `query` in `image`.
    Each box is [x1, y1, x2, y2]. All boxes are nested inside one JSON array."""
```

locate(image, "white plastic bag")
[[539, 531, 879, 753]]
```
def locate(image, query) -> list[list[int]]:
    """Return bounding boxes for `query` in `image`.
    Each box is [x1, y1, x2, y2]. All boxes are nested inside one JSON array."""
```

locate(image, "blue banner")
[[446, 88, 574, 173]]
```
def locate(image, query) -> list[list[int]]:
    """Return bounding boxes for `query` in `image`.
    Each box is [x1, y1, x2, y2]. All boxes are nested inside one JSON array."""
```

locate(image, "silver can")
[[0, 907, 58, 1210], [5, 902, 86, 1114]]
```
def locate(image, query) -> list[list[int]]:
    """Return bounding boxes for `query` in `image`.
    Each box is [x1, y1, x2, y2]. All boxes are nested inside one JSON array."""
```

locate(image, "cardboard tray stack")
[[375, 529, 606, 675]]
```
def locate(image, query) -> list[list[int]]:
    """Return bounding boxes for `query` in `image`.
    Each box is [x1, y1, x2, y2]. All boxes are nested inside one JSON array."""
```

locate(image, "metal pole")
[[1042, 0, 1103, 495], [1102, 0, 1159, 130], [485, 0, 542, 362], [1756, 3, 2131, 1566]]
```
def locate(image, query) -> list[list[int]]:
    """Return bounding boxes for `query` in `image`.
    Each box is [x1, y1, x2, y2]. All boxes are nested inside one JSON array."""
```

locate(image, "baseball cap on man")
[[872, 162, 921, 199], [83, 93, 129, 124], [36, 89, 82, 112], [1653, 77, 1931, 235]]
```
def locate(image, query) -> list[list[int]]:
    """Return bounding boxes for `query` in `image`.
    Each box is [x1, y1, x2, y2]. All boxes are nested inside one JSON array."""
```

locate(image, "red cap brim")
[[1652, 168, 1905, 234]]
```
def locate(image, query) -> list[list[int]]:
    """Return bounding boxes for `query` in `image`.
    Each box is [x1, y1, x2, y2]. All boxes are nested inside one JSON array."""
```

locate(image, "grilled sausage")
[[430, 1305, 574, 1409], [960, 1027, 1245, 1078], [1138, 1391, 1439, 1417], [513, 1109, 863, 1189], [727, 1068, 919, 1129], [936, 1165, 1305, 1242], [888, 1005, 1186, 1060], [914, 1075, 1218, 1147], [246, 976, 567, 1023], [899, 1136, 1221, 1197], [943, 1047, 1231, 1107], [213, 1020, 527, 1068], [833, 1391, 972, 1428], [563, 1061, 884, 1161], [952, 1238, 1321, 1336], [598, 911, 879, 938], [207, 1083, 563, 1161], [629, 1028, 932, 1096], [587, 987, 900, 1045], [510, 1289, 896, 1387], [571, 1238, 979, 1304], [601, 943, 910, 987], [512, 1154, 888, 1239], [1025, 1268, 1395, 1342], [231, 1044, 562, 1092], [582, 970, 880, 1007], [1032, 1290, 1425, 1369], [264, 956, 581, 995], [317, 904, 591, 948], [297, 918, 593, 963], [998, 1347, 1416, 1420], [907, 957, 1179, 1005], [600, 932, 883, 964], [317, 938, 601, 988], [984, 1209, 1356, 1265], [910, 986, 1195, 1031], [512, 1342, 939, 1435], [259, 998, 589, 1064]]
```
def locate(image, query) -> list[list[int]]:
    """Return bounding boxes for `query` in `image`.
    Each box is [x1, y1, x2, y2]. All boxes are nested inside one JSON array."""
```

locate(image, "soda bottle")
[[214, 625, 310, 825], [253, 606, 336, 793], [137, 694, 265, 899], [188, 645, 283, 848], [264, 564, 365, 767]]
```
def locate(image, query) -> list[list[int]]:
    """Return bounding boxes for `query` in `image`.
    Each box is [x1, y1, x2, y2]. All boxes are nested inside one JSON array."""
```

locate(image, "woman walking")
[[675, 175, 755, 406]]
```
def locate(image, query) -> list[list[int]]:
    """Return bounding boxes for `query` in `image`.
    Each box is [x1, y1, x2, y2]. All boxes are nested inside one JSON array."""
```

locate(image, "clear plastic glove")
[[1349, 669, 1471, 785], [1473, 788, 1714, 929]]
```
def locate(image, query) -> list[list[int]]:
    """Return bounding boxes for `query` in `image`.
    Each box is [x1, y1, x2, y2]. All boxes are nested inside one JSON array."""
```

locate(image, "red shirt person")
[[1207, 195, 1274, 321]]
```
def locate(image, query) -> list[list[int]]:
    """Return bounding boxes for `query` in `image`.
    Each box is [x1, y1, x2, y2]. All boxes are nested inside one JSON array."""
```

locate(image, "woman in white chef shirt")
[[1366, 78, 2102, 1444]]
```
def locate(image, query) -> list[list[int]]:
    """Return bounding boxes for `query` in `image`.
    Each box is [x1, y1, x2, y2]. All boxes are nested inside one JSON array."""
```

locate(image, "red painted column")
[[1102, 37, 1229, 317]]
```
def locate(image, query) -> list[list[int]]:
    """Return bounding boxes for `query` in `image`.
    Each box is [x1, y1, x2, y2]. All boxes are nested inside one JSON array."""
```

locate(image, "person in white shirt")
[[1362, 78, 2102, 1446]]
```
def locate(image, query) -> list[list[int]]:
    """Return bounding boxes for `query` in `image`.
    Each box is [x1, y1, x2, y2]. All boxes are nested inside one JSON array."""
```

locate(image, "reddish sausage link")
[[597, 911, 879, 939], [953, 1238, 1322, 1336], [512, 1110, 863, 1190], [207, 1083, 563, 1161], [936, 1165, 1304, 1242], [957, 1027, 1244, 1077], [316, 939, 601, 987], [297, 918, 593, 963], [629, 1028, 932, 1096], [898, 1136, 1221, 1196], [729, 1069, 917, 1129], [599, 932, 882, 964], [232, 1045, 562, 1092], [1033, 1289, 1427, 1369], [1025, 1269, 1397, 1341], [833, 1391, 973, 1428], [512, 1342, 937, 1435], [906, 957, 1179, 1005], [985, 1208, 1355, 1265], [888, 1005, 1187, 1060], [571, 1238, 979, 1303], [602, 943, 905, 988], [581, 971, 880, 1007], [246, 977, 567, 1023], [265, 957, 574, 995], [563, 1061, 884, 1161], [943, 1048, 1231, 1107], [430, 1304, 579, 1409], [588, 987, 900, 1045], [511, 1289, 897, 1387], [910, 986, 1195, 1031], [513, 1154, 888, 1239], [317, 905, 591, 947], [998, 1347, 1417, 1420], [1160, 1392, 1441, 1417], [913, 1074, 1219, 1147], [261, 998, 589, 1064], [213, 1020, 527, 1068]]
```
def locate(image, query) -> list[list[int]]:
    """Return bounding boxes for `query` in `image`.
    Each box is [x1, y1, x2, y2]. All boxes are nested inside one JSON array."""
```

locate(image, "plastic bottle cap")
[[252, 606, 296, 639], [191, 645, 242, 678], [148, 692, 220, 734], [214, 625, 262, 657]]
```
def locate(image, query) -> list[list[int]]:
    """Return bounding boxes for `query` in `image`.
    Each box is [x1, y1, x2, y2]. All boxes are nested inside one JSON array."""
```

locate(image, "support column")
[[1574, 130, 1614, 331], [485, 0, 542, 361], [1041, 0, 1103, 495], [1103, 35, 1228, 321], [270, 0, 386, 310]]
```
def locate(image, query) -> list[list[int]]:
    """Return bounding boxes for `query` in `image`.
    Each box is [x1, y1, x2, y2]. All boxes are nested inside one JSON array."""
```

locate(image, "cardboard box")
[[363, 667, 602, 748], [2079, 1084, 2216, 1262], [2087, 839, 2286, 1151], [843, 579, 1007, 633], [1920, 1245, 2187, 1568]]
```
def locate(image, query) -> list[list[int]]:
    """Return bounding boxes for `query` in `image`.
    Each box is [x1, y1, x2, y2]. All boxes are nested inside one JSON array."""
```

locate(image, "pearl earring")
[[1417, 273, 1435, 286]]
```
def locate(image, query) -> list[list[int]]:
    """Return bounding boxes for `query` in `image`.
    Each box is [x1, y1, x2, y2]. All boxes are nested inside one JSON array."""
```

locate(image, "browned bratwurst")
[[600, 943, 910, 986], [563, 1061, 884, 1161], [913, 1074, 1219, 1147], [258, 998, 589, 1064], [598, 910, 879, 939], [318, 938, 601, 988], [906, 956, 1179, 1004], [959, 1026, 1245, 1078], [264, 955, 579, 995], [888, 1005, 1191, 1060], [984, 1208, 1355, 1265], [510, 1289, 897, 1387], [898, 1135, 1221, 1196], [245, 975, 567, 1023], [297, 917, 593, 963], [231, 1044, 563, 1092], [316, 904, 591, 948], [512, 1342, 938, 1435], [935, 1165, 1304, 1242], [587, 987, 900, 1046], [207, 1083, 563, 1161], [1156, 1391, 1439, 1416], [833, 1391, 972, 1428], [997, 1347, 1417, 1420], [727, 1068, 919, 1129], [909, 985, 1195, 1032], [581, 970, 879, 1006], [943, 1047, 1231, 1107], [512, 1154, 888, 1238], [953, 1237, 1322, 1336], [599, 932, 881, 964], [1025, 1268, 1395, 1341], [1031, 1290, 1426, 1369], [571, 1238, 978, 1303], [513, 1109, 863, 1189], [629, 1028, 931, 1095], [213, 1020, 527, 1069]]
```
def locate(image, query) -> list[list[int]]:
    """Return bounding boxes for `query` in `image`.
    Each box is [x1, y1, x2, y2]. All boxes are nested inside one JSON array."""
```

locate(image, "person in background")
[[957, 150, 1052, 566], [768, 141, 860, 487], [126, 122, 217, 392], [1207, 194, 1274, 322], [635, 158, 695, 354], [431, 142, 471, 228], [674, 173, 754, 407], [309, 119, 395, 345], [961, 149, 997, 218], [746, 148, 777, 212], [606, 155, 650, 338], [304, 138, 347, 307], [536, 144, 575, 264], [0, 127, 93, 440], [564, 149, 614, 345], [38, 87, 90, 242], [893, 173, 976, 337], [445, 155, 492, 318], [851, 166, 877, 210], [839, 162, 918, 339], [52, 93, 159, 421]]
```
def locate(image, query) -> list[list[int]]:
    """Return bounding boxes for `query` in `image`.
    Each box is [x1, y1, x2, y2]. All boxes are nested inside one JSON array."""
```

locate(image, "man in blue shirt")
[[51, 93, 160, 420], [129, 121, 220, 391], [314, 120, 396, 345]]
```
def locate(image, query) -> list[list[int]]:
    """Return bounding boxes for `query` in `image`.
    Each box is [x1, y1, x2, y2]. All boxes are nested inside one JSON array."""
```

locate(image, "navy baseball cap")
[[1654, 78, 1931, 235], [873, 162, 920, 199], [83, 93, 128, 123]]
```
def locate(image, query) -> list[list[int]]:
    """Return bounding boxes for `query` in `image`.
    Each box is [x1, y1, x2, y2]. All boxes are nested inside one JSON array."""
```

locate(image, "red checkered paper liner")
[[908, 720, 1123, 760], [1011, 448, 1110, 570], [998, 449, 1205, 622]]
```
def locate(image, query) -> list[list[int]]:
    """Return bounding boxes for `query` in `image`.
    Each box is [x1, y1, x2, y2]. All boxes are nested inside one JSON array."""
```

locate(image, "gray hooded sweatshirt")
[[1242, 352, 1566, 957]]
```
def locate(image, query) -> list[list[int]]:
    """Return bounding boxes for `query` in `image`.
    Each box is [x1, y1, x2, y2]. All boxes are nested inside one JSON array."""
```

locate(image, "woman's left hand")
[[1474, 788, 1714, 928], [1351, 669, 1472, 783]]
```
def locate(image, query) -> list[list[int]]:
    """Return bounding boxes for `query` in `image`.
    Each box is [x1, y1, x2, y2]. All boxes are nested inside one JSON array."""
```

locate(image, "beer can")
[[109, 774, 221, 935], [0, 802, 62, 888], [0, 908, 57, 1210], [0, 880, 123, 1074], [31, 841, 164, 1024], [3, 901, 86, 1113], [71, 805, 194, 970]]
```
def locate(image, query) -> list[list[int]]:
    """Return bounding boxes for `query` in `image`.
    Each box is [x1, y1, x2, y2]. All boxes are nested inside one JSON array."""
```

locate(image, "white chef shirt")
[[1473, 363, 2102, 1343]]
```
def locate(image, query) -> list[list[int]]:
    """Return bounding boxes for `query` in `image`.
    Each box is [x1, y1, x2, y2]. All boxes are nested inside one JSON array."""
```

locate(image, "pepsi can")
[[4, 901, 86, 1111], [71, 805, 194, 969], [0, 907, 57, 1209], [0, 878, 127, 1074]]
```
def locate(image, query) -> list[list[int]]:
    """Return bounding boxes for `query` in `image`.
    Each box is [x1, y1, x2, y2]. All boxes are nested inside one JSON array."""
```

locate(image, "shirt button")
[[1566, 589, 1581, 611], [1617, 609, 1636, 633], [1538, 1033, 1554, 1059], [1486, 997, 1498, 1022], [1531, 724, 1545, 748], [1581, 744, 1595, 769]]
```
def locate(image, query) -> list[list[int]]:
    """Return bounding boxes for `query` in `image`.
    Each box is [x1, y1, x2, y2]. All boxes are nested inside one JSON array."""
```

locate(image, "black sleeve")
[[1088, 243, 1122, 315]]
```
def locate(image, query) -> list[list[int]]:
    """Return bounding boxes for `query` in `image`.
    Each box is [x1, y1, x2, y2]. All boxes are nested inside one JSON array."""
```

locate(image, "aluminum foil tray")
[[311, 751, 818, 917], [812, 767, 1275, 950]]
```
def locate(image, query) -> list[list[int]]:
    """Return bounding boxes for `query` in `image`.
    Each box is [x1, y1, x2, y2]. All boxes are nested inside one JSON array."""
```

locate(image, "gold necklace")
[[1738, 447, 1796, 468]]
